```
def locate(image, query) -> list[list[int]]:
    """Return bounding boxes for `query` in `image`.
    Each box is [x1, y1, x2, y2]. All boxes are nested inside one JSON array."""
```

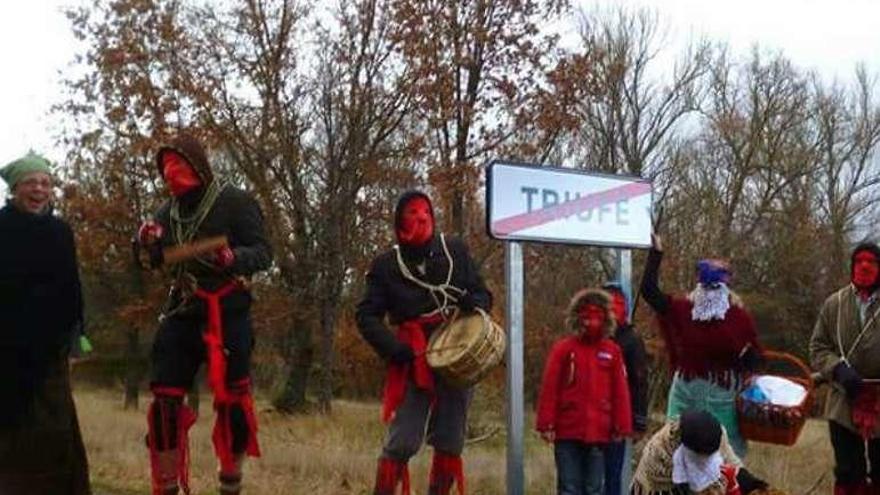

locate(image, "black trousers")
[[148, 308, 255, 453], [830, 420, 880, 484], [150, 309, 253, 389]]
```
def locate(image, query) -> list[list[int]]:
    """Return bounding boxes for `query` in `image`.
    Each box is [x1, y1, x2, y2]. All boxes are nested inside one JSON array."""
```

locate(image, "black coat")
[[153, 184, 273, 315], [613, 323, 649, 432], [356, 235, 492, 360], [0, 204, 83, 426]]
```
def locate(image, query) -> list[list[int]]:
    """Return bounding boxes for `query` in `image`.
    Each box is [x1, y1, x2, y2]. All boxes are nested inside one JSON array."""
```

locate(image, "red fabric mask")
[[577, 304, 606, 341], [397, 196, 434, 246], [162, 151, 202, 197], [610, 292, 627, 326], [852, 250, 879, 292]]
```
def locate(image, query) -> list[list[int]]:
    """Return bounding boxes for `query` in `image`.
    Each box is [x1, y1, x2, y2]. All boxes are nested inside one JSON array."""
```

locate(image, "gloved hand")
[[389, 345, 415, 364], [137, 220, 163, 245], [457, 291, 477, 312], [633, 415, 648, 436], [147, 245, 164, 268], [833, 361, 863, 400], [212, 246, 235, 270], [736, 467, 768, 494], [738, 345, 764, 373], [137, 220, 165, 268], [650, 233, 664, 253]]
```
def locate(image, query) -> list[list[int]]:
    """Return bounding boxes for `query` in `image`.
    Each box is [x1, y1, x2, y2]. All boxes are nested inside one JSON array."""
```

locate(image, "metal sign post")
[[614, 248, 633, 495], [505, 241, 525, 495], [616, 248, 633, 316]]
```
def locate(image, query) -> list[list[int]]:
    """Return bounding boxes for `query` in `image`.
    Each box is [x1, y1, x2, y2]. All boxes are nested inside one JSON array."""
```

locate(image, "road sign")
[[487, 161, 652, 248]]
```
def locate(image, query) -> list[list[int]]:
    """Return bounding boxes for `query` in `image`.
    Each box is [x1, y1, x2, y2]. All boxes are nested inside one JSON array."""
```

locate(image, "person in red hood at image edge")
[[136, 133, 272, 495], [602, 282, 648, 495], [536, 288, 633, 495], [811, 243, 880, 495], [356, 190, 493, 495]]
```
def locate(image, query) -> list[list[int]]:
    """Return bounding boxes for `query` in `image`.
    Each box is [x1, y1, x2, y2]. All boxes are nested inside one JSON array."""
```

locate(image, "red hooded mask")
[[852, 244, 880, 296], [578, 304, 607, 341], [609, 290, 628, 327], [162, 151, 202, 197], [395, 192, 434, 247]]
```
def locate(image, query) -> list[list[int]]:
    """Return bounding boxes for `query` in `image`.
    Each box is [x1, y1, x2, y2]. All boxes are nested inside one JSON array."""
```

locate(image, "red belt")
[[382, 313, 445, 423], [193, 281, 241, 403]]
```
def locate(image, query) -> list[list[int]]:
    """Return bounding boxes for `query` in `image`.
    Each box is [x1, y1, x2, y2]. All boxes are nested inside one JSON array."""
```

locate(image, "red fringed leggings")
[[147, 283, 260, 494]]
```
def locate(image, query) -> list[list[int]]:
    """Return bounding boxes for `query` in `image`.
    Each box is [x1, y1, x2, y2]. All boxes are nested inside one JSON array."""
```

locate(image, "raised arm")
[[640, 234, 671, 314]]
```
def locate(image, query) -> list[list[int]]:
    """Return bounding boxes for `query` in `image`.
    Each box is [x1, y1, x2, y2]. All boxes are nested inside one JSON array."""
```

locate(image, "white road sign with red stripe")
[[487, 161, 652, 248]]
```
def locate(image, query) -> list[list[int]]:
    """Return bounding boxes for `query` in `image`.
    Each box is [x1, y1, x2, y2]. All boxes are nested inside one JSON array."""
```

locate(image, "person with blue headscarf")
[[640, 235, 763, 458]]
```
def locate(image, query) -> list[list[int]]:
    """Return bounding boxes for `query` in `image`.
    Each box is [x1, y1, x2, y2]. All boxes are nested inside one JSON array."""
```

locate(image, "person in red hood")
[[136, 133, 272, 495], [356, 190, 493, 495], [536, 288, 632, 495], [601, 282, 648, 495], [811, 242, 880, 495]]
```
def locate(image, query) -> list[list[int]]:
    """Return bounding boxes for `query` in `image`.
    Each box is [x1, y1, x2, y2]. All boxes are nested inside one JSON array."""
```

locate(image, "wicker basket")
[[736, 350, 814, 446]]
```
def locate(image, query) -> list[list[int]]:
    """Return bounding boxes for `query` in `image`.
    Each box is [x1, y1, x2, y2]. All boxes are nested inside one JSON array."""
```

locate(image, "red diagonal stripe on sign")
[[492, 182, 651, 236]]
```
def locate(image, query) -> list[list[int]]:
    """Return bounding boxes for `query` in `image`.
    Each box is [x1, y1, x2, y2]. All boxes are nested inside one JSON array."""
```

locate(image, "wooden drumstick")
[[162, 235, 229, 265]]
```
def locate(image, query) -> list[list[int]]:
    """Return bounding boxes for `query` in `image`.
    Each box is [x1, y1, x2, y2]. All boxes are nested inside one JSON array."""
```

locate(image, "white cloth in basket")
[[752, 375, 807, 407]]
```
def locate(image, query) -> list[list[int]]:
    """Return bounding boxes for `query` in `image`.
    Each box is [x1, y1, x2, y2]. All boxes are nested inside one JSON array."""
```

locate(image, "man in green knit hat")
[[0, 152, 54, 214], [0, 153, 93, 359], [0, 152, 91, 494]]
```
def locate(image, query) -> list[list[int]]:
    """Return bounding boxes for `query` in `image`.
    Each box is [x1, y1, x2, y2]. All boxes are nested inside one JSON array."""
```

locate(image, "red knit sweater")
[[658, 297, 759, 380]]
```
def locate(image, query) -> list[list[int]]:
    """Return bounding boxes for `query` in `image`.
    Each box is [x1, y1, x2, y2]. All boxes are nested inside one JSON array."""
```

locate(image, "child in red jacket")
[[537, 288, 633, 495]]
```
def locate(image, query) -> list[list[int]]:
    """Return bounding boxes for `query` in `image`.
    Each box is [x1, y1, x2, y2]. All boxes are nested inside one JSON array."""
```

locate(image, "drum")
[[426, 308, 506, 388]]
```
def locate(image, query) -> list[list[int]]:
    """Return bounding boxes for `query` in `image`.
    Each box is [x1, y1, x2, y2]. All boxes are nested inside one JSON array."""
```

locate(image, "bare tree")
[[813, 66, 880, 279], [566, 7, 711, 179], [389, 0, 568, 235]]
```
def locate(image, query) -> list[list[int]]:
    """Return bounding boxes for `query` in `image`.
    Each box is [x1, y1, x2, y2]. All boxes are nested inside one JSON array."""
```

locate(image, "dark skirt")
[[0, 357, 90, 495]]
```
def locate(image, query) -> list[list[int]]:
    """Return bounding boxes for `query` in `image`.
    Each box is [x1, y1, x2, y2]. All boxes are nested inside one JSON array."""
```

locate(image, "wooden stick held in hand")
[[162, 235, 229, 265]]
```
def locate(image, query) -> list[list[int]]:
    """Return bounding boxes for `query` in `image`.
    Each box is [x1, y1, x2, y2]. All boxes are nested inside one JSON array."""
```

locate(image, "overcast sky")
[[1, 0, 879, 199], [578, 0, 880, 80]]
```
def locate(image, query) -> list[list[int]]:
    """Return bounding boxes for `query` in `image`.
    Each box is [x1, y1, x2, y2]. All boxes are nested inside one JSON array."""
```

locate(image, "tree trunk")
[[451, 188, 465, 237], [123, 326, 141, 410], [317, 298, 338, 414], [124, 250, 146, 410], [273, 314, 314, 413], [831, 223, 849, 284]]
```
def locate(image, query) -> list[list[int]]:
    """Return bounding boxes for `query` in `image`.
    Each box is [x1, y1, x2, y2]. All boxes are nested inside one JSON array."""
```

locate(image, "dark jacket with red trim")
[[355, 234, 492, 360], [536, 335, 633, 443], [151, 135, 272, 315], [641, 248, 760, 380]]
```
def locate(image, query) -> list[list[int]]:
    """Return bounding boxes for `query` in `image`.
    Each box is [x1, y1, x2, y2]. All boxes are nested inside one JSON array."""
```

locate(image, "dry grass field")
[[76, 386, 835, 495]]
